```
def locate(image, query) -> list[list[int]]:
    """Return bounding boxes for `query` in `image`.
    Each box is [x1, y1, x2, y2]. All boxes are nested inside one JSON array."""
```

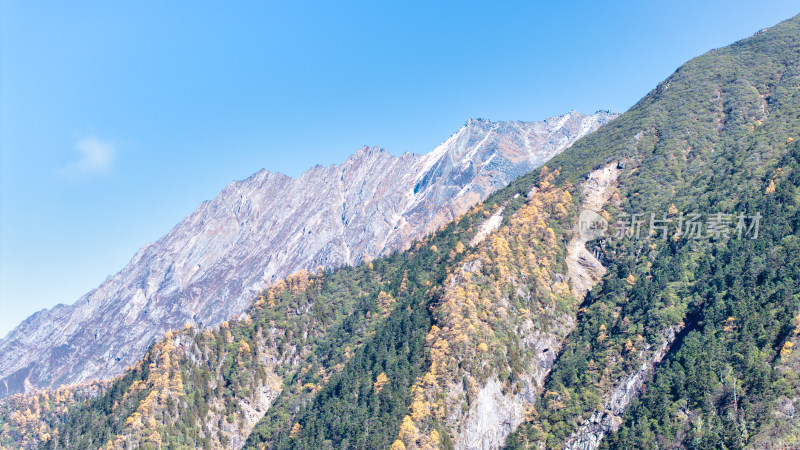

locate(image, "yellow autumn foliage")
[[391, 440, 407, 450], [373, 372, 390, 393], [781, 340, 794, 358], [289, 422, 303, 438], [396, 169, 576, 446]]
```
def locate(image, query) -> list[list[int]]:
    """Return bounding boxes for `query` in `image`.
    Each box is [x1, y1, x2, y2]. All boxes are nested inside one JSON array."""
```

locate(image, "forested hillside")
[[507, 13, 800, 449], [1, 163, 568, 448], [3, 12, 800, 450]]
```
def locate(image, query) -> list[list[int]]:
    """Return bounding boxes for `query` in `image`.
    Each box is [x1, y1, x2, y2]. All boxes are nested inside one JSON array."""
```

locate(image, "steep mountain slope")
[[242, 13, 800, 449], [5, 12, 800, 450], [506, 13, 800, 449], [246, 167, 587, 450], [1, 163, 582, 449], [0, 111, 615, 397]]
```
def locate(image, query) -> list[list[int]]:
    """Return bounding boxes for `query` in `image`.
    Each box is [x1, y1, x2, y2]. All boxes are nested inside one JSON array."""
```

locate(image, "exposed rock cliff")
[[564, 326, 678, 450], [395, 164, 616, 450], [0, 111, 617, 397]]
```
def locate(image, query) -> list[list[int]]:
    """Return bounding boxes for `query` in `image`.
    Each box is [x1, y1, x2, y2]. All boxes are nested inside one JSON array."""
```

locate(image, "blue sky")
[[1, 1, 798, 337]]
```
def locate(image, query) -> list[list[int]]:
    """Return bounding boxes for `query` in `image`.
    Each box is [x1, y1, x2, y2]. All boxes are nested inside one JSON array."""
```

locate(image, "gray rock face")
[[455, 329, 567, 450], [446, 163, 620, 450], [565, 326, 679, 450], [0, 110, 617, 396]]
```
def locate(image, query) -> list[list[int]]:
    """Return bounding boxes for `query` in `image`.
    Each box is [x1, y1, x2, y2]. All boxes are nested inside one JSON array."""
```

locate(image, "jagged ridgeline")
[[1, 161, 575, 449], [3, 12, 800, 450]]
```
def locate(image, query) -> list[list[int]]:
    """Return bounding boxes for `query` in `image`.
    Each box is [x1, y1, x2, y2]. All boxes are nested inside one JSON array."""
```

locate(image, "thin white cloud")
[[63, 136, 116, 175]]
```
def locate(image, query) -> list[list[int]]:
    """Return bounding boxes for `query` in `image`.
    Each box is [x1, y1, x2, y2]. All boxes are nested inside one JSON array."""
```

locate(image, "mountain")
[[506, 14, 800, 449], [5, 13, 800, 450], [0, 110, 616, 398]]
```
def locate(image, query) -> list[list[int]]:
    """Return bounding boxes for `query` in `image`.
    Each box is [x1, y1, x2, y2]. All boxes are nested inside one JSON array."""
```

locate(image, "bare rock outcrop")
[[566, 163, 620, 298], [0, 111, 617, 396], [429, 164, 621, 450], [565, 327, 678, 450]]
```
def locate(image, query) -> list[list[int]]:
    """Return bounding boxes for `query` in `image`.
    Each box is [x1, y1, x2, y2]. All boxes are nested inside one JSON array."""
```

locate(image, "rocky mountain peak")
[[0, 110, 617, 396]]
